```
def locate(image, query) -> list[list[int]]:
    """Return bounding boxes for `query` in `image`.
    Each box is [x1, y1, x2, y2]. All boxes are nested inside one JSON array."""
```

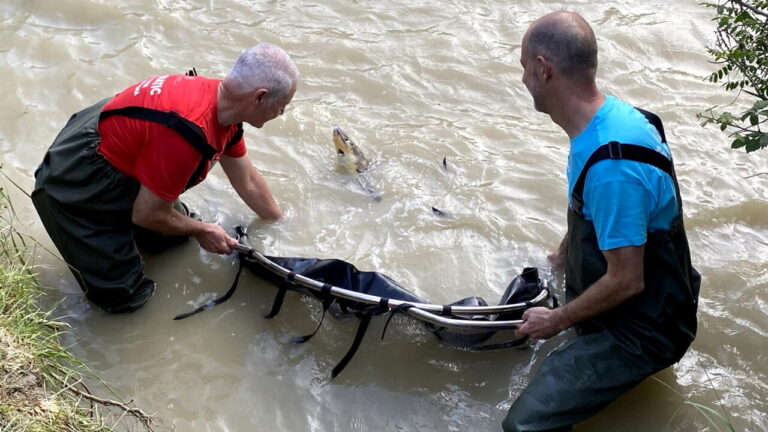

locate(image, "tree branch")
[[745, 172, 768, 179], [729, 0, 768, 20], [69, 385, 155, 430], [52, 374, 156, 430]]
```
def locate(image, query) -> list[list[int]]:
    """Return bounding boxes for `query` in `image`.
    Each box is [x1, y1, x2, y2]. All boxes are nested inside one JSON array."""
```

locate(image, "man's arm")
[[132, 185, 238, 254], [516, 244, 645, 339], [219, 155, 283, 221]]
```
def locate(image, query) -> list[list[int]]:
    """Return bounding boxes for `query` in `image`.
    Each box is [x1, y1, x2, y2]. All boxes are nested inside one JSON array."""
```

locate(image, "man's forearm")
[[557, 274, 641, 329], [234, 170, 282, 221], [556, 244, 646, 329], [134, 204, 207, 236], [221, 156, 283, 221]]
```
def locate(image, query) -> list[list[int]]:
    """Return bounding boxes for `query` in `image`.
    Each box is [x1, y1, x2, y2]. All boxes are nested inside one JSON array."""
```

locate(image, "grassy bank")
[[0, 181, 152, 431]]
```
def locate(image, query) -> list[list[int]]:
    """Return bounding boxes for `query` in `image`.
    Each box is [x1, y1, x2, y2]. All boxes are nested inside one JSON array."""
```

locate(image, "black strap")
[[100, 106, 215, 159], [226, 123, 244, 150], [294, 284, 335, 343], [331, 311, 374, 379], [173, 258, 244, 320], [264, 280, 291, 319], [330, 303, 390, 379], [571, 142, 675, 215], [100, 106, 218, 190], [464, 336, 530, 351], [634, 107, 667, 144], [380, 303, 414, 340]]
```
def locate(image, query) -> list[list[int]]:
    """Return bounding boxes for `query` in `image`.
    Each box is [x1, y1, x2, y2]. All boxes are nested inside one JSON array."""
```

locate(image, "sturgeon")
[[332, 126, 381, 201]]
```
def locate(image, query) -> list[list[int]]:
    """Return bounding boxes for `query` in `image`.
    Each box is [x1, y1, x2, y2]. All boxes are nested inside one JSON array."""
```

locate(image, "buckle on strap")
[[607, 141, 622, 159]]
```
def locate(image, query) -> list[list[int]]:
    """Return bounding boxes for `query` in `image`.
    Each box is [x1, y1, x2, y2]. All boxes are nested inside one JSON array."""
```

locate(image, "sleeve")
[[224, 136, 247, 158], [583, 175, 649, 251], [133, 124, 202, 201]]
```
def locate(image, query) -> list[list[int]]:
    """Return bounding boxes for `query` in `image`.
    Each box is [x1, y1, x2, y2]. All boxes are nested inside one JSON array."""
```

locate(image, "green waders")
[[32, 99, 192, 313], [503, 142, 700, 431]]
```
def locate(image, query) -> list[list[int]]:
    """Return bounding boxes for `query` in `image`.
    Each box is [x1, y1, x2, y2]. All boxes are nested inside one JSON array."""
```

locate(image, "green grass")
[[0, 172, 153, 431], [653, 374, 737, 432]]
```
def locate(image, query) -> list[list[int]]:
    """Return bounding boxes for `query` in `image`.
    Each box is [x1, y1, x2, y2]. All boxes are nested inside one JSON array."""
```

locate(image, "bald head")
[[224, 43, 300, 102], [523, 11, 597, 82]]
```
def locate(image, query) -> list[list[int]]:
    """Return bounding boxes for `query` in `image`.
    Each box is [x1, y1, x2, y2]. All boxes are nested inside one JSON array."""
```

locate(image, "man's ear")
[[536, 55, 553, 81], [253, 88, 269, 105]]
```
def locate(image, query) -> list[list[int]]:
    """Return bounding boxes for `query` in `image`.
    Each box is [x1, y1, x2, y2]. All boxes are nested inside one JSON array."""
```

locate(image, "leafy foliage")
[[699, 0, 768, 152]]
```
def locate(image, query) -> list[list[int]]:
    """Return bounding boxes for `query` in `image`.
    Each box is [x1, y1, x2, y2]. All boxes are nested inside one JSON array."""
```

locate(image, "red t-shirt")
[[98, 75, 246, 201]]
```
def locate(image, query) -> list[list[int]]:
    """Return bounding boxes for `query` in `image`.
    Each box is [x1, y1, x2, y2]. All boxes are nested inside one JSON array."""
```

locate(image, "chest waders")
[[503, 111, 700, 432], [32, 98, 242, 313]]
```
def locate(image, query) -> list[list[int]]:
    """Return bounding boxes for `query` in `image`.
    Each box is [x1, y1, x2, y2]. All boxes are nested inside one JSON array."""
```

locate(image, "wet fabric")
[[503, 111, 700, 431], [31, 99, 194, 313]]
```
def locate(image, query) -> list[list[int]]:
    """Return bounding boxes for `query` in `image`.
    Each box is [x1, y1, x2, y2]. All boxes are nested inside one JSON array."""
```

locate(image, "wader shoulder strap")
[[227, 123, 244, 151], [100, 106, 217, 190], [571, 141, 675, 216], [100, 106, 216, 159], [634, 107, 667, 144]]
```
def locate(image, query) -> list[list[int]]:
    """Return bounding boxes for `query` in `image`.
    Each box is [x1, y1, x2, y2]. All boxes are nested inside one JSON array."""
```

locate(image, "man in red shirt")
[[32, 43, 299, 313]]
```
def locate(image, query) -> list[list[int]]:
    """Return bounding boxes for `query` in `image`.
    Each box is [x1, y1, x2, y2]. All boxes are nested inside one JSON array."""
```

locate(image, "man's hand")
[[547, 249, 566, 267], [523, 244, 646, 340], [194, 222, 239, 254], [516, 306, 570, 340], [547, 232, 568, 267]]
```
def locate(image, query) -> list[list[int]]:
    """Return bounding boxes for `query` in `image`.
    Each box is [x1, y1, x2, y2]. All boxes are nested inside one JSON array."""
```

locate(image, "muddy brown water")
[[1, 0, 766, 431]]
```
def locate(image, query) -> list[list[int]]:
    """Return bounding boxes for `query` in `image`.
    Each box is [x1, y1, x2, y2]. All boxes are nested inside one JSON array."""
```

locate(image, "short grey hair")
[[526, 12, 598, 81], [225, 43, 299, 101]]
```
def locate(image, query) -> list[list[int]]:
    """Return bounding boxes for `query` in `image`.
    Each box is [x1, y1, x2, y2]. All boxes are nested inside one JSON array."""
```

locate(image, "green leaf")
[[721, 122, 728, 131], [746, 139, 761, 152], [760, 134, 768, 149], [754, 100, 768, 111], [750, 114, 759, 125], [732, 138, 746, 149]]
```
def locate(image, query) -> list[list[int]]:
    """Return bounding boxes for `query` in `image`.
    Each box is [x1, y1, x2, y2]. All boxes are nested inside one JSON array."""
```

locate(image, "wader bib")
[[503, 113, 700, 432], [32, 97, 230, 313]]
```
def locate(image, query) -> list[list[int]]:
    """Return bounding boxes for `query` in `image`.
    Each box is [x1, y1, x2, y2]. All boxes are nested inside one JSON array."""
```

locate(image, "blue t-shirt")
[[567, 95, 678, 251]]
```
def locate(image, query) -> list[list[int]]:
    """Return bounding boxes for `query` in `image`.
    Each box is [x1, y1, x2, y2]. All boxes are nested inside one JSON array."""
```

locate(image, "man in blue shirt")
[[503, 11, 700, 431]]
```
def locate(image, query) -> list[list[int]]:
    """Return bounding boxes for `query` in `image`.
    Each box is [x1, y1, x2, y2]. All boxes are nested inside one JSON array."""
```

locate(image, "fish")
[[331, 126, 381, 201], [333, 126, 369, 173], [431, 206, 455, 219]]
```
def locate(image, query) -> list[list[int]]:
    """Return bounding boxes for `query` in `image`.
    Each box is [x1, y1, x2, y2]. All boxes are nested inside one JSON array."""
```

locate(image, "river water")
[[1, 0, 766, 431]]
